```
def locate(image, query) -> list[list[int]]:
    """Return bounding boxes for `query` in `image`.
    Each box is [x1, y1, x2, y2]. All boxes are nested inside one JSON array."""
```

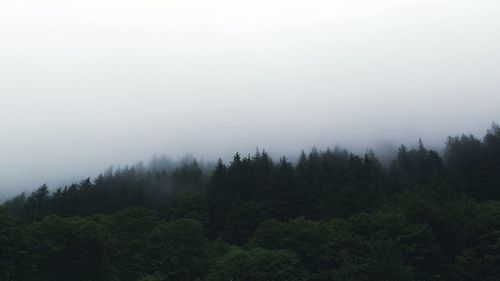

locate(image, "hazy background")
[[1, 0, 500, 197]]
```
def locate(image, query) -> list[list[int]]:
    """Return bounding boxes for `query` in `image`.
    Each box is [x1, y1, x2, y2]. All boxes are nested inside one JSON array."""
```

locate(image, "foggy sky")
[[1, 0, 500, 197]]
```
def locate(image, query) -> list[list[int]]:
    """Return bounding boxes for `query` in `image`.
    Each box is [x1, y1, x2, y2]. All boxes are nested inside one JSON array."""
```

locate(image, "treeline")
[[4, 156, 208, 220], [1, 124, 500, 281]]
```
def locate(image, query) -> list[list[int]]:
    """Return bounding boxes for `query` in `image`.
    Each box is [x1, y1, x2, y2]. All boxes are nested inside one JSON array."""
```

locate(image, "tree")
[[148, 219, 209, 281], [167, 191, 208, 224], [332, 239, 415, 281], [109, 207, 160, 281], [206, 159, 230, 239], [207, 247, 307, 281], [29, 215, 118, 281], [222, 200, 266, 244], [23, 184, 50, 221], [0, 207, 32, 281]]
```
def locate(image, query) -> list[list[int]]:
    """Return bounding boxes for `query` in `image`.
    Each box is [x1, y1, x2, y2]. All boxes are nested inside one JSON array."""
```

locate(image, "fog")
[[1, 0, 500, 197]]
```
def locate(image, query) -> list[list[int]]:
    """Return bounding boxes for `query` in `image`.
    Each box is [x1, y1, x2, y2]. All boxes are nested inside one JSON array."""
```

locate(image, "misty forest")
[[0, 124, 499, 281]]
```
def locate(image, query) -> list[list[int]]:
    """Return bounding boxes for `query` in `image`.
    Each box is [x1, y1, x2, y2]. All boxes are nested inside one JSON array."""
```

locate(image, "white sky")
[[1, 0, 500, 195]]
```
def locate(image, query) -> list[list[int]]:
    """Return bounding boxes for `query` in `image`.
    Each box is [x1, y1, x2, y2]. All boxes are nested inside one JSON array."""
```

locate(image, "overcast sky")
[[1, 0, 500, 196]]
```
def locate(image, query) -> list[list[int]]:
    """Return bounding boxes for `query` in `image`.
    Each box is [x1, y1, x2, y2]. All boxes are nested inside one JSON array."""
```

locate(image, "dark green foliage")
[[107, 207, 160, 281], [171, 160, 203, 188], [28, 215, 118, 281], [167, 191, 208, 223], [206, 247, 307, 281], [23, 184, 50, 221], [206, 159, 230, 239], [332, 239, 415, 281], [0, 207, 31, 280], [222, 200, 267, 244], [1, 124, 500, 280], [450, 202, 500, 281], [445, 123, 500, 199], [148, 219, 209, 281]]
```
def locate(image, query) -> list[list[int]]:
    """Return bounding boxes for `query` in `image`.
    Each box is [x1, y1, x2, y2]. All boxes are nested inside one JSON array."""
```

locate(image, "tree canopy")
[[1, 123, 500, 281]]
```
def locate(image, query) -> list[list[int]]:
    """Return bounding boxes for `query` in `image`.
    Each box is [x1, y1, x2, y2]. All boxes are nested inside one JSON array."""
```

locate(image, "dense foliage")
[[1, 124, 500, 281]]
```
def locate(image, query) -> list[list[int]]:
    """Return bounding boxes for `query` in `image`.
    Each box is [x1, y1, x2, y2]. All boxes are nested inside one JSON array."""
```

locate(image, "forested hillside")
[[1, 124, 500, 281]]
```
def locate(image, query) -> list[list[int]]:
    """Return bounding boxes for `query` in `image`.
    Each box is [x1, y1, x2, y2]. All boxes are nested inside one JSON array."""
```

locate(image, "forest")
[[1, 124, 500, 281]]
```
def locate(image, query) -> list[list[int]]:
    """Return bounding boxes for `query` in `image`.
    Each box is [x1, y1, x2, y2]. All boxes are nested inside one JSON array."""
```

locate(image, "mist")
[[1, 0, 500, 197]]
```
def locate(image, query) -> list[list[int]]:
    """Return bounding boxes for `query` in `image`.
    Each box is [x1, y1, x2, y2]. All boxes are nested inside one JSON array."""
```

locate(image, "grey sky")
[[1, 0, 500, 196]]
